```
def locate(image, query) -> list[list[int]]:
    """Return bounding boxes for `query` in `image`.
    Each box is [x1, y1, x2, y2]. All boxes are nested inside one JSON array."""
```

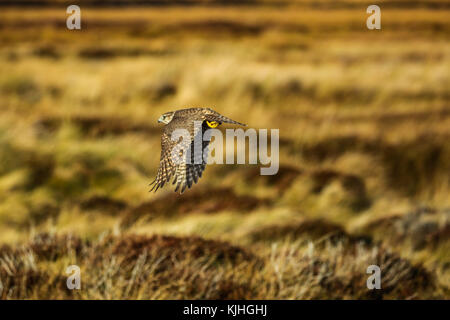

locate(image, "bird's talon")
[[206, 120, 219, 128]]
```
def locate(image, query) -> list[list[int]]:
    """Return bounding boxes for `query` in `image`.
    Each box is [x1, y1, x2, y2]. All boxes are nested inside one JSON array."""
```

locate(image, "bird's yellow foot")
[[206, 120, 219, 128]]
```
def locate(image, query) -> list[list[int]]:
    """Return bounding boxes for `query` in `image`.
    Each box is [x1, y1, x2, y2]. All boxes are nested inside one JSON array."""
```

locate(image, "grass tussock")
[[0, 231, 446, 299]]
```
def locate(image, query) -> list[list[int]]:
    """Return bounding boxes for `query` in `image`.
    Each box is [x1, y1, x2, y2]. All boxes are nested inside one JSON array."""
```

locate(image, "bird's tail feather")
[[216, 115, 246, 127]]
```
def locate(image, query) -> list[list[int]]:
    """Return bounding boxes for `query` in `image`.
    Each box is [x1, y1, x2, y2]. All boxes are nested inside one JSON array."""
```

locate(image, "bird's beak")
[[157, 116, 163, 123]]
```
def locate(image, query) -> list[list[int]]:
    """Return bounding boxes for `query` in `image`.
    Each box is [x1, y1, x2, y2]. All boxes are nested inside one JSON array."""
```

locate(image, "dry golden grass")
[[0, 1, 449, 299]]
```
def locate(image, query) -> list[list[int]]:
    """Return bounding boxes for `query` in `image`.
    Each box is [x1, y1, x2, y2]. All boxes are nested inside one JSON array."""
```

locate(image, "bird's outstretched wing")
[[149, 118, 210, 193], [172, 121, 211, 193], [148, 131, 177, 192]]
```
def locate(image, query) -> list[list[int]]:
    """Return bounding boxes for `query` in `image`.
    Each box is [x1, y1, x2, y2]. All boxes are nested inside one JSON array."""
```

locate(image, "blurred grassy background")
[[0, 0, 449, 299]]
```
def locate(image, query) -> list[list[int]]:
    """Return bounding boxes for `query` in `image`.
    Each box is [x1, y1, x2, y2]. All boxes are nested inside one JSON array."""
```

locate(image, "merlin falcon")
[[149, 107, 246, 193]]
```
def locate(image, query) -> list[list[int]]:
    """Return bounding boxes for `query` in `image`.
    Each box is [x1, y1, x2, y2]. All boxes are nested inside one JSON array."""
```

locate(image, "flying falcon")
[[149, 107, 246, 193]]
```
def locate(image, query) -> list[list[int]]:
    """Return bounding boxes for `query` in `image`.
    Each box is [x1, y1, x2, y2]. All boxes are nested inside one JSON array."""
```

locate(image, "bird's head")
[[158, 111, 175, 124]]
